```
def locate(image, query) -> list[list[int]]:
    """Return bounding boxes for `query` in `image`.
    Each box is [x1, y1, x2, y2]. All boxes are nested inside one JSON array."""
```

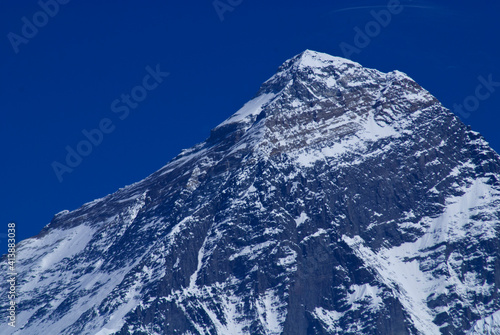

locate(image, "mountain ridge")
[[2, 50, 500, 335]]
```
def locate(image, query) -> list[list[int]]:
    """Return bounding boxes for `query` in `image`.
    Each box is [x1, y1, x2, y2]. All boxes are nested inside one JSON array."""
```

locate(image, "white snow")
[[467, 310, 500, 334], [229, 241, 274, 261], [342, 177, 500, 335], [17, 224, 95, 281], [313, 307, 343, 333], [255, 289, 287, 335], [296, 49, 359, 69], [346, 284, 383, 311], [343, 234, 442, 335], [300, 228, 328, 244], [216, 93, 276, 128], [293, 110, 399, 168], [294, 212, 309, 227]]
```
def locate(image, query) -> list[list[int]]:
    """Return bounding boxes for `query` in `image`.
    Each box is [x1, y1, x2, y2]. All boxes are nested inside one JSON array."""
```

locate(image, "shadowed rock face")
[[2, 50, 500, 335]]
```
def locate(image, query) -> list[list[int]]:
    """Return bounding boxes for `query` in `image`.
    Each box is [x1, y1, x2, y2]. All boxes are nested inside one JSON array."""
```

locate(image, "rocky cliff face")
[[2, 50, 500, 335]]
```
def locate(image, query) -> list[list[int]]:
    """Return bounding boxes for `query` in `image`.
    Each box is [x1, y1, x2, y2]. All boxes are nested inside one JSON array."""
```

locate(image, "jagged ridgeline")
[[2, 50, 500, 335]]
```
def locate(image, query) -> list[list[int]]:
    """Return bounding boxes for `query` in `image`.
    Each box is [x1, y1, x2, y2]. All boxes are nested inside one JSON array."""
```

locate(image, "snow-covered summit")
[[216, 50, 427, 131], [211, 49, 437, 166], [285, 49, 360, 70], [214, 50, 359, 130]]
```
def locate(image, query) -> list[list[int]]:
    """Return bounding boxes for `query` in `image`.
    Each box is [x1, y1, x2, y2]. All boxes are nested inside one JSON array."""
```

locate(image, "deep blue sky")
[[1, 0, 499, 254]]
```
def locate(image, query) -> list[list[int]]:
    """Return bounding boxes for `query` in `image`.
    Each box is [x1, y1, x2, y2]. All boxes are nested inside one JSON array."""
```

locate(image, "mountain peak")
[[212, 50, 363, 132], [293, 49, 359, 69], [270, 49, 361, 81], [4, 51, 500, 335], [212, 50, 435, 160]]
